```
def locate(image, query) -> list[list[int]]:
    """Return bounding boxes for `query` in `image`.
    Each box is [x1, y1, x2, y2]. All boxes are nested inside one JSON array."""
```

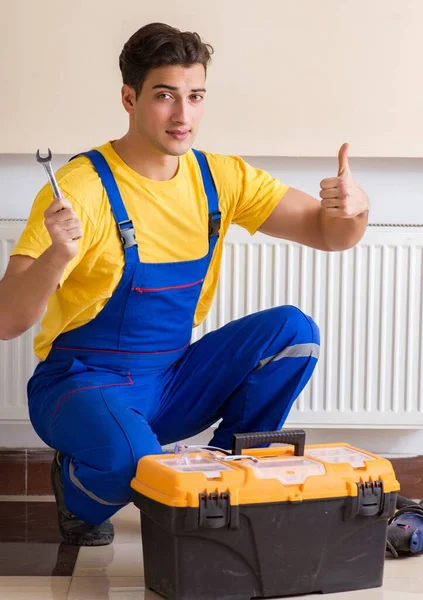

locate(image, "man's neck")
[[112, 135, 179, 181]]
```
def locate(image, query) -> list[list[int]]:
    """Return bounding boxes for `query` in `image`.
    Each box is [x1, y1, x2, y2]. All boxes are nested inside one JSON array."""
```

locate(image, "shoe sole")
[[59, 531, 115, 546]]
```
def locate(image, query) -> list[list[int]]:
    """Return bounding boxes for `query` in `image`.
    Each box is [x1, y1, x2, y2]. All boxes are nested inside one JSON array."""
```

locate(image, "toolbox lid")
[[131, 442, 400, 508], [157, 455, 235, 480], [305, 446, 376, 468], [250, 457, 325, 485]]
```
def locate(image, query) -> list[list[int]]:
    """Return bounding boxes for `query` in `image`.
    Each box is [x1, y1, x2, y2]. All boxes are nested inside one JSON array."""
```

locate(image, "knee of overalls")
[[55, 411, 137, 504], [49, 386, 162, 507], [67, 440, 135, 505], [265, 305, 320, 348]]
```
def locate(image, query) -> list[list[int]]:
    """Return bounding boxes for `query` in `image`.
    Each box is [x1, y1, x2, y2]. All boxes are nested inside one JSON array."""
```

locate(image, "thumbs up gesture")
[[319, 143, 368, 218]]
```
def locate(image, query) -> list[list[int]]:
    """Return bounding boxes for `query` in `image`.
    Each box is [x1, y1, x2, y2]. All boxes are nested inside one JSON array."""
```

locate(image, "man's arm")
[[0, 197, 82, 340], [258, 143, 369, 251]]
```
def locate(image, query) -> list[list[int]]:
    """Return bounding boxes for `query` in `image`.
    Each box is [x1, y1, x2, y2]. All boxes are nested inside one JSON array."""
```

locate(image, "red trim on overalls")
[[132, 278, 204, 293], [52, 373, 134, 418]]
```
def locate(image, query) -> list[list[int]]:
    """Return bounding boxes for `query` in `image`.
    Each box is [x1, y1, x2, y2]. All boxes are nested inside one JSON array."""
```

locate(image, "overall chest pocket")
[[119, 278, 205, 353]]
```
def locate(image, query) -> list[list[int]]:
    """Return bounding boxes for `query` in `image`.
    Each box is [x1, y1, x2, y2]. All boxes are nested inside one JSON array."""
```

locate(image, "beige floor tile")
[[73, 543, 144, 578], [384, 554, 423, 579], [67, 577, 158, 600], [383, 578, 423, 594], [0, 576, 71, 599], [111, 503, 142, 544], [278, 576, 423, 599]]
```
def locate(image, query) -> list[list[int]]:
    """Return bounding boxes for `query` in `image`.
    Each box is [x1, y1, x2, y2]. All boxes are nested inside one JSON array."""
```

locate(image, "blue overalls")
[[28, 149, 320, 525]]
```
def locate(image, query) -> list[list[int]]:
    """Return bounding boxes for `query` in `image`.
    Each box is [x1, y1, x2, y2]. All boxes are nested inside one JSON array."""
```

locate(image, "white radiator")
[[0, 221, 40, 421], [1, 219, 423, 428]]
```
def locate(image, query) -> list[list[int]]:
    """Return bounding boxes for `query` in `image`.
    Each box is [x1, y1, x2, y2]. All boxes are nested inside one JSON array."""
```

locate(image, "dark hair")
[[119, 23, 214, 97]]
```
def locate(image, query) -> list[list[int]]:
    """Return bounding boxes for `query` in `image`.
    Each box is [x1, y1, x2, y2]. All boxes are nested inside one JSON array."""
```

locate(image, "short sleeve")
[[231, 158, 289, 234], [10, 182, 97, 286]]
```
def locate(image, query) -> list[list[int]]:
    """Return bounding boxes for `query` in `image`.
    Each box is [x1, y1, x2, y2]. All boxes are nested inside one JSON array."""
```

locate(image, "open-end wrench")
[[35, 148, 63, 199]]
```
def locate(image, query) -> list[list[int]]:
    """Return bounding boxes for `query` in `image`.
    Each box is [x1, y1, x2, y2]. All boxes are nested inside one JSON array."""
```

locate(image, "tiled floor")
[[0, 501, 422, 599]]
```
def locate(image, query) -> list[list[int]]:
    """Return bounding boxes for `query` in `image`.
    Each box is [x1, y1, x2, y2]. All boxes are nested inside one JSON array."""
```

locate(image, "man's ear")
[[121, 84, 136, 113]]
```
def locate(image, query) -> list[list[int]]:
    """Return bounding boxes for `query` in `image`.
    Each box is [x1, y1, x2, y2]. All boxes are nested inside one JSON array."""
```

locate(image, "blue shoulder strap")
[[70, 150, 138, 258], [192, 149, 221, 240]]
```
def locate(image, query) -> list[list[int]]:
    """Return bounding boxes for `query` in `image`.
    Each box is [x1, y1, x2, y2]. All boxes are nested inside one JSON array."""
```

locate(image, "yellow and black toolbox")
[[131, 430, 400, 600]]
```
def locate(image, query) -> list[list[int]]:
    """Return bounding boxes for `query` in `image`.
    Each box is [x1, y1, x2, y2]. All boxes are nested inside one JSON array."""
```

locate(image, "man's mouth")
[[166, 130, 191, 141]]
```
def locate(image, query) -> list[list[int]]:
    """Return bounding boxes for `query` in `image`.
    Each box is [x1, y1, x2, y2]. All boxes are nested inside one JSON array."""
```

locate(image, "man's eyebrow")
[[152, 84, 178, 91], [152, 84, 206, 92]]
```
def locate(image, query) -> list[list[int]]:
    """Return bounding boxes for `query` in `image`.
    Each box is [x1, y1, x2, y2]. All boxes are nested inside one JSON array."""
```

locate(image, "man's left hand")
[[319, 143, 369, 218]]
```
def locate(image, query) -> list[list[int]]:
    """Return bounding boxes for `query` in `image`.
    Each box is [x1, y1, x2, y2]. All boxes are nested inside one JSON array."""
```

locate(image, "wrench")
[[35, 148, 63, 199]]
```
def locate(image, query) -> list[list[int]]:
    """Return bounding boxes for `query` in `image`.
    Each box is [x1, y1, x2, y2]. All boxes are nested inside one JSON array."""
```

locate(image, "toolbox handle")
[[232, 429, 306, 456]]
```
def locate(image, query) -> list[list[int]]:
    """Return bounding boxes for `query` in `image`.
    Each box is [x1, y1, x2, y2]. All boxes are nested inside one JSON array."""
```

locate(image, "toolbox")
[[131, 430, 399, 600]]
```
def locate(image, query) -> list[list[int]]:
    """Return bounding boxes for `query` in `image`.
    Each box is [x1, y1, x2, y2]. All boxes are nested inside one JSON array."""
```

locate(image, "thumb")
[[337, 142, 351, 176]]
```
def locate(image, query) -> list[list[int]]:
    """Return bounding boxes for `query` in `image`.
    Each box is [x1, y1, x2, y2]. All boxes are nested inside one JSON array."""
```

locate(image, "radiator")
[[1, 219, 423, 428], [0, 221, 40, 421]]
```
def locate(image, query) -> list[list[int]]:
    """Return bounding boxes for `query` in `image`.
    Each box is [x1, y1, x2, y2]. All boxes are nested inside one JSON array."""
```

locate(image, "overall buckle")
[[117, 220, 137, 248], [208, 211, 221, 239]]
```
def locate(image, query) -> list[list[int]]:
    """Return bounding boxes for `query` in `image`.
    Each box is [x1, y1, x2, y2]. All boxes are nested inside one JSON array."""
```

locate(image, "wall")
[[3, 0, 423, 157]]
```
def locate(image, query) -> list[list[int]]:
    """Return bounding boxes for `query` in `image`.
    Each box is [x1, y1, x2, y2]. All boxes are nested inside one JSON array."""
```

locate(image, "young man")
[[0, 23, 369, 546]]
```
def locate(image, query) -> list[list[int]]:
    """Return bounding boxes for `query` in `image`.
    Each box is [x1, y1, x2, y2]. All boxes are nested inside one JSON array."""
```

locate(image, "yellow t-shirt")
[[11, 142, 289, 360]]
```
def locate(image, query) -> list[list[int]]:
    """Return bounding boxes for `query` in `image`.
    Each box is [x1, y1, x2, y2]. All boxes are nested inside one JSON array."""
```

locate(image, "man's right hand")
[[44, 197, 83, 260]]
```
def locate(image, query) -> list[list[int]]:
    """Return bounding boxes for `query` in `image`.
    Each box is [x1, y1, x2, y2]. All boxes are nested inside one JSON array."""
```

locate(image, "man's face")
[[125, 63, 207, 156]]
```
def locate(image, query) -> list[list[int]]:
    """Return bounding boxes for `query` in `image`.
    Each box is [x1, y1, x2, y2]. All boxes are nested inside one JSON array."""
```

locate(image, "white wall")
[[1, 153, 423, 456], [4, 1, 423, 158]]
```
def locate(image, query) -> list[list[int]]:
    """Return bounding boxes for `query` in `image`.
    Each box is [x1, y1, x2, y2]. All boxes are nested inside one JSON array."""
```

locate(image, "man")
[[0, 23, 368, 546]]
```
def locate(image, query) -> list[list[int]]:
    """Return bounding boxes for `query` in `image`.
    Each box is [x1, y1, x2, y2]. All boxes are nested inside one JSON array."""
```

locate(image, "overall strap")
[[70, 150, 138, 262], [192, 149, 221, 241]]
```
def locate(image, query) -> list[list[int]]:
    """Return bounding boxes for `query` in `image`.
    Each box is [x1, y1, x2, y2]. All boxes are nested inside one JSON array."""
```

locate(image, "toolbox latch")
[[198, 492, 239, 530], [357, 481, 384, 516], [344, 480, 386, 519]]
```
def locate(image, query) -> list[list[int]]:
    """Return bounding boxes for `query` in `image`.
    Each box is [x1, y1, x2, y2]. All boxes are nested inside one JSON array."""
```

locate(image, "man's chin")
[[161, 136, 195, 156], [166, 148, 190, 157]]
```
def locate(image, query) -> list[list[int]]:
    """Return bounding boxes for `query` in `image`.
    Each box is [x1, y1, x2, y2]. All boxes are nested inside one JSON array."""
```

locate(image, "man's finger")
[[320, 177, 341, 190], [320, 188, 340, 200], [337, 142, 351, 177], [321, 198, 341, 210], [45, 197, 72, 215]]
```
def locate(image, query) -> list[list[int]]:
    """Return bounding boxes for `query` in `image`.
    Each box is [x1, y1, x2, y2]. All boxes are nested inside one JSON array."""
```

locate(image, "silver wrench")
[[35, 148, 63, 199]]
